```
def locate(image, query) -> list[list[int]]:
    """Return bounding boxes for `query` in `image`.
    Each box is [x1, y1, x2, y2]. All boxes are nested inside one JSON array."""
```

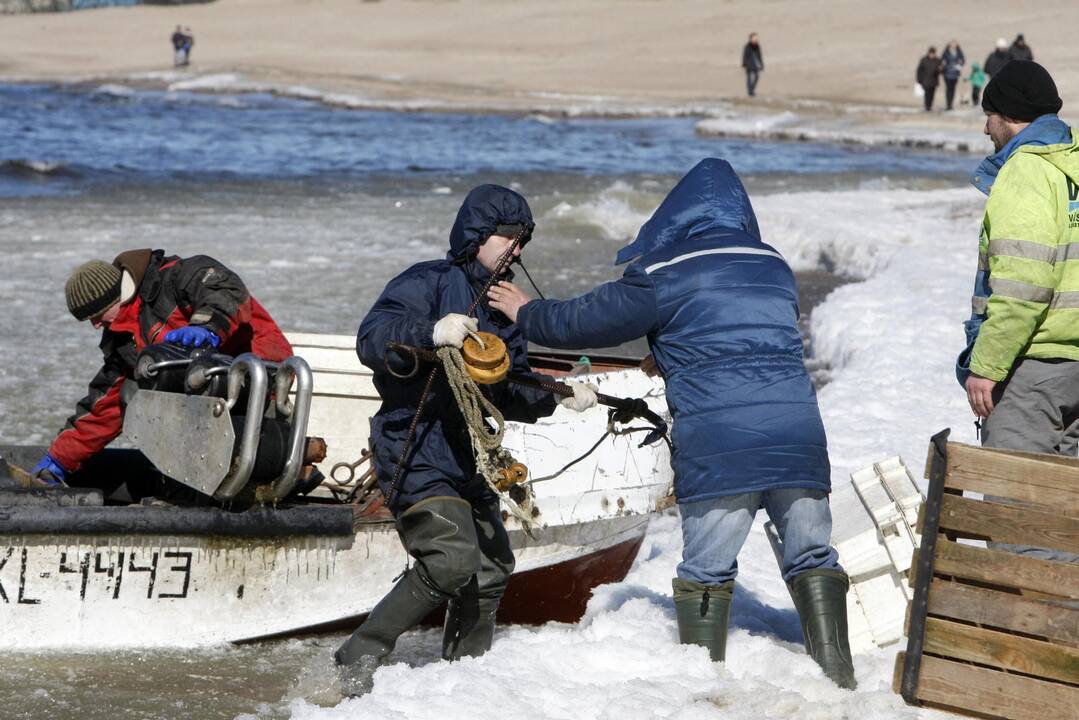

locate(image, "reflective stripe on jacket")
[[958, 121, 1079, 384]]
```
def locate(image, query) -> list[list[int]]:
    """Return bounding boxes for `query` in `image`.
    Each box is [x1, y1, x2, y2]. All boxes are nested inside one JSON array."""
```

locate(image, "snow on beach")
[[284, 187, 981, 719]]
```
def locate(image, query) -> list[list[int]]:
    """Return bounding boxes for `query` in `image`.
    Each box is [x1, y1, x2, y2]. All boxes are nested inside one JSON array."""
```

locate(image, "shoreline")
[[7, 70, 992, 155], [5, 0, 1066, 157]]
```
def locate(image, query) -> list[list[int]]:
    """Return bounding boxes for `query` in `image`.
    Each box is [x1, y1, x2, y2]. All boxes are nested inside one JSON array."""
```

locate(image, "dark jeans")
[[746, 69, 760, 97], [972, 86, 982, 106], [944, 78, 958, 110], [921, 83, 936, 111]]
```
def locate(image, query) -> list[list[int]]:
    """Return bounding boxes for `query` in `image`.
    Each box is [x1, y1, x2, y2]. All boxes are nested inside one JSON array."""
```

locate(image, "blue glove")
[[165, 325, 220, 348], [31, 454, 67, 486]]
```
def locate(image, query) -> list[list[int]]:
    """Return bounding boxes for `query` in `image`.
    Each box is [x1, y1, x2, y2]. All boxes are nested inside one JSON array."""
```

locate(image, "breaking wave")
[[0, 159, 77, 178]]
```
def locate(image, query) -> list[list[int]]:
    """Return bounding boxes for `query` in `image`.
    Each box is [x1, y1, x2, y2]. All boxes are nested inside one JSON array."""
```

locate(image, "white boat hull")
[[0, 333, 672, 649]]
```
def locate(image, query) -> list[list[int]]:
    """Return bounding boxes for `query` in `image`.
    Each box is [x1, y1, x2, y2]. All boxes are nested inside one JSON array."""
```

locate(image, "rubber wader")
[[442, 497, 515, 660], [335, 496, 480, 690], [790, 568, 857, 689], [672, 578, 734, 661]]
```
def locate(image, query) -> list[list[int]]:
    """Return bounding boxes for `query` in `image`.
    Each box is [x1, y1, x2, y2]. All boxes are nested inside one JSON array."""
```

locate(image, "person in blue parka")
[[488, 159, 856, 689], [335, 185, 596, 686]]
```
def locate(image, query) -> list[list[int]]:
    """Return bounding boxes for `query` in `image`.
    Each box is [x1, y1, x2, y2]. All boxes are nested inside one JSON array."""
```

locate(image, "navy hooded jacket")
[[356, 185, 557, 513], [517, 159, 830, 502]]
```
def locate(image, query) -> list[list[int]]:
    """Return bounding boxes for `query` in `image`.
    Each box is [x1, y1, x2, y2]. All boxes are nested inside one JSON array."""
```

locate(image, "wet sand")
[[1, 0, 1075, 134]]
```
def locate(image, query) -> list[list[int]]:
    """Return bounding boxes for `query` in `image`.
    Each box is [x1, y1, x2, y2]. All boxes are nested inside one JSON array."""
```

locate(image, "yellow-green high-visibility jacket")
[[970, 128, 1079, 381]]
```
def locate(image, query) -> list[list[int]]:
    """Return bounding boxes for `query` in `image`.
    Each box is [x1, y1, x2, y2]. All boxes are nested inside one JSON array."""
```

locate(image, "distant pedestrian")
[[182, 27, 195, 65], [969, 62, 987, 106], [916, 47, 942, 112], [741, 33, 764, 98], [171, 25, 187, 67], [984, 37, 1010, 78], [1009, 33, 1033, 62], [941, 40, 966, 111]]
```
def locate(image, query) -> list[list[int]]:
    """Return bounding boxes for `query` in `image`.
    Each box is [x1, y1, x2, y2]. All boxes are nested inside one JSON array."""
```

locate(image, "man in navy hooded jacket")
[[489, 159, 856, 689], [335, 185, 596, 684]]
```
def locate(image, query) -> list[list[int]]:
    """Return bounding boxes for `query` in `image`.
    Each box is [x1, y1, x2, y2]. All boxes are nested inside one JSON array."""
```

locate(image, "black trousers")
[[944, 78, 958, 110], [972, 86, 982, 106], [922, 83, 936, 111]]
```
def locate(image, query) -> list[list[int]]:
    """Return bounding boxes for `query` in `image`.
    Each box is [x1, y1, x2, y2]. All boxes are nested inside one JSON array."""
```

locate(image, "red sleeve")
[[49, 378, 125, 472]]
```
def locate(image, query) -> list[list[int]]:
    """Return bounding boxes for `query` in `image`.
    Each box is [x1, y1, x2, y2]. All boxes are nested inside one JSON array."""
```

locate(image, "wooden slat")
[[923, 616, 1079, 684], [938, 494, 1079, 554], [945, 442, 1079, 512], [911, 654, 1079, 720], [934, 539, 1079, 599], [893, 651, 907, 694], [928, 580, 1079, 647]]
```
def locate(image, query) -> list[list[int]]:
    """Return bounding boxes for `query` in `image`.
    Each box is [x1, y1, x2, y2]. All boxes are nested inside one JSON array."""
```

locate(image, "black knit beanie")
[[65, 260, 122, 321], [982, 60, 1062, 122]]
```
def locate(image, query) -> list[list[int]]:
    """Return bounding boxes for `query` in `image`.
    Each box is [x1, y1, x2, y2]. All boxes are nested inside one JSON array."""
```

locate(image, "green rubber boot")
[[672, 578, 734, 661], [790, 569, 857, 689]]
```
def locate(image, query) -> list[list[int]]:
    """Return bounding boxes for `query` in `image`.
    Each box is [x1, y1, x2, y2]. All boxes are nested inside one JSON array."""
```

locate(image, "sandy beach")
[[2, 0, 1077, 139]]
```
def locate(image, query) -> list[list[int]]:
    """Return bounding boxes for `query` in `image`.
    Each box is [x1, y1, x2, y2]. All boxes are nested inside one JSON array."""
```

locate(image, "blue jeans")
[[677, 488, 841, 585]]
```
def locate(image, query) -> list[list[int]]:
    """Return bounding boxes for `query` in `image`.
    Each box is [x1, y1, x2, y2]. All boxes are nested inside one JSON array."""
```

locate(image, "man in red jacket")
[[32, 249, 293, 485]]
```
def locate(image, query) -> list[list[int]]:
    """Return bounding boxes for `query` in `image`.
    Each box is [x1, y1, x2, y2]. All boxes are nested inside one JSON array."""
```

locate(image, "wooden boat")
[[0, 333, 672, 649]]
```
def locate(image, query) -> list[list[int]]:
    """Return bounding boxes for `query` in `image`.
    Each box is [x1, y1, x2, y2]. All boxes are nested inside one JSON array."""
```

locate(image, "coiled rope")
[[437, 344, 536, 531]]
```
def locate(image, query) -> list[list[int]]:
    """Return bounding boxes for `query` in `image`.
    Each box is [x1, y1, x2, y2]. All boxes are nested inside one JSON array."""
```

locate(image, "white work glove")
[[432, 313, 478, 348], [560, 382, 599, 413]]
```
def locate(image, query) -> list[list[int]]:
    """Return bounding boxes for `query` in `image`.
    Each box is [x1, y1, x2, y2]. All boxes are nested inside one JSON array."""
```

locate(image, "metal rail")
[[263, 356, 314, 502], [214, 353, 268, 501]]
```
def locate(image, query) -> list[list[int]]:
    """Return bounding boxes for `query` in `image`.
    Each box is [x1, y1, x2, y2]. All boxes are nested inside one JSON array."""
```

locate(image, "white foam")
[[545, 182, 653, 241], [698, 112, 985, 153], [93, 84, 135, 97]]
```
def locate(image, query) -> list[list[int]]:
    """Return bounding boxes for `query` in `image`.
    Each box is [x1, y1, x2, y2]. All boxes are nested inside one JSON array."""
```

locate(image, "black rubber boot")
[[335, 497, 480, 694], [442, 579, 501, 660], [672, 578, 734, 662], [442, 498, 515, 661], [790, 569, 857, 689]]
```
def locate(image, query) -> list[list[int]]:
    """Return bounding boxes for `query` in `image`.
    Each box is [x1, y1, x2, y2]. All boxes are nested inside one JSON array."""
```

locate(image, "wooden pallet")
[[894, 430, 1079, 720]]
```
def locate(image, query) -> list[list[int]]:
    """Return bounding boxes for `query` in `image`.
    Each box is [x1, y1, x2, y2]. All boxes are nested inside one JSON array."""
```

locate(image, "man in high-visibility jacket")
[[957, 61, 1079, 563]]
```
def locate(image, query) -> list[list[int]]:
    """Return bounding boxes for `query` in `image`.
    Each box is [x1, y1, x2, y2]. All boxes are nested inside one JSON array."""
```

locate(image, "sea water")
[[0, 81, 975, 719]]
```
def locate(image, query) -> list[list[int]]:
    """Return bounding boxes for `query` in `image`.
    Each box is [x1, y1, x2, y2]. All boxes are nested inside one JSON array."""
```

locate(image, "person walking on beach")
[[956, 61, 1078, 564], [916, 47, 942, 112], [171, 25, 187, 67], [741, 33, 764, 97], [969, 62, 987, 107], [1009, 34, 1033, 62], [941, 40, 966, 111], [488, 158, 857, 690], [984, 38, 1011, 78], [334, 185, 593, 692], [182, 27, 195, 66], [30, 249, 292, 486]]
